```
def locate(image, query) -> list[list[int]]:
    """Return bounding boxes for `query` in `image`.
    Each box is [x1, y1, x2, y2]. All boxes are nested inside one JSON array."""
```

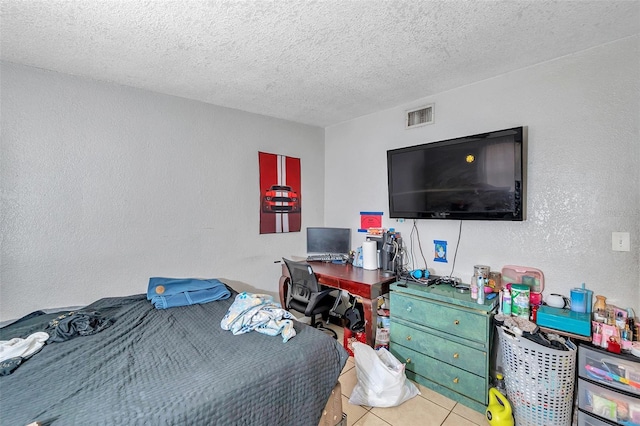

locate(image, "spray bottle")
[[477, 275, 485, 304]]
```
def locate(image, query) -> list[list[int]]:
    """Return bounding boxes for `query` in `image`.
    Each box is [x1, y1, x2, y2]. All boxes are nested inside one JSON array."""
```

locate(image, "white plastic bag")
[[348, 342, 420, 407]]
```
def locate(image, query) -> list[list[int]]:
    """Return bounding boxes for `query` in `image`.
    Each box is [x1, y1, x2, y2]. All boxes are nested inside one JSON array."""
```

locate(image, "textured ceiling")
[[1, 0, 639, 127]]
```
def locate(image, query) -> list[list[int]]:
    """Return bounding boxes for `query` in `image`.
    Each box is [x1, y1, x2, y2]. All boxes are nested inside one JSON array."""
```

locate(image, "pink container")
[[501, 265, 545, 293], [530, 292, 542, 305]]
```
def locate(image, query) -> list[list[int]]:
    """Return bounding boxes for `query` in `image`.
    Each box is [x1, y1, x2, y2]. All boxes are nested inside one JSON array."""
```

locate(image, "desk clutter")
[[488, 264, 639, 425], [347, 231, 635, 353], [341, 295, 390, 356], [591, 295, 637, 355], [342, 294, 366, 357], [489, 264, 638, 357], [352, 229, 403, 275], [304, 235, 639, 423]]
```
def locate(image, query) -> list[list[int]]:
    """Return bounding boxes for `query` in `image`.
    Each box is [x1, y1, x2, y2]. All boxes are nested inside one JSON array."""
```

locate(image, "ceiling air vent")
[[405, 104, 434, 129]]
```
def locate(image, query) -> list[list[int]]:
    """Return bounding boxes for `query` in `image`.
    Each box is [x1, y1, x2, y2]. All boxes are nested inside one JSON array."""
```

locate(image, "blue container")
[[570, 288, 588, 313], [536, 305, 591, 336]]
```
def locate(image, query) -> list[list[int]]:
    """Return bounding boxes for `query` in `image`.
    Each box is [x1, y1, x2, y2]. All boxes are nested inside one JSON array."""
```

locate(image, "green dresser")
[[389, 282, 497, 413]]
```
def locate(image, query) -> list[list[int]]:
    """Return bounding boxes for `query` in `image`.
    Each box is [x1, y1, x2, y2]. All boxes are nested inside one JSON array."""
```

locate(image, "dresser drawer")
[[391, 343, 486, 403], [578, 378, 640, 424], [390, 319, 486, 377], [391, 292, 488, 343]]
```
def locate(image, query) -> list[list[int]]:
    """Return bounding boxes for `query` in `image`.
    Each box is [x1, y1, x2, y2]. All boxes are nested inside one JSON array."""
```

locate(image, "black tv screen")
[[306, 227, 351, 254], [387, 127, 526, 220]]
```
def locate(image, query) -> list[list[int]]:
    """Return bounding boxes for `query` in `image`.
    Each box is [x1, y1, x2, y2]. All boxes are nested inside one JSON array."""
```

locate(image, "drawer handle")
[[406, 358, 411, 364], [454, 320, 460, 325], [453, 353, 459, 359], [406, 335, 412, 341], [453, 377, 459, 384], [406, 306, 412, 312]]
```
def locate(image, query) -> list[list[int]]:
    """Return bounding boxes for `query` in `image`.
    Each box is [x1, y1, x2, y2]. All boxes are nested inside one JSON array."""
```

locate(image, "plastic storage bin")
[[497, 326, 577, 426], [579, 344, 640, 397], [578, 343, 640, 425], [578, 378, 640, 424], [577, 409, 615, 426], [501, 265, 544, 293]]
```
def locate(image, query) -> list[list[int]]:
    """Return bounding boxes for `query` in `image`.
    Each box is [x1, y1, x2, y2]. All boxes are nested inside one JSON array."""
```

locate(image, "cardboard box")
[[318, 382, 344, 426]]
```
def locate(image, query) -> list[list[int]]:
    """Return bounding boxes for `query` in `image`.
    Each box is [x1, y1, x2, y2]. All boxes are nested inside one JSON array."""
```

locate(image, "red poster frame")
[[258, 152, 301, 234]]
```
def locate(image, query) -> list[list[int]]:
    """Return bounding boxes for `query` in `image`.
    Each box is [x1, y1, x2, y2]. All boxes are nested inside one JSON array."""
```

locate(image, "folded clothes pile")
[[147, 277, 231, 309]]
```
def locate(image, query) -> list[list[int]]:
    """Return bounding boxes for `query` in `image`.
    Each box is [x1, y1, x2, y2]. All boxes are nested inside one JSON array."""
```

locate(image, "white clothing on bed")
[[220, 292, 296, 342], [0, 332, 49, 362]]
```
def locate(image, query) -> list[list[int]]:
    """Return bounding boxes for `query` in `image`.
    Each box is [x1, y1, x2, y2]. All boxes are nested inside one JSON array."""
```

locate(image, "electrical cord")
[[393, 239, 410, 277], [409, 223, 417, 271], [391, 240, 399, 263], [408, 219, 428, 272], [386, 236, 410, 278], [448, 220, 463, 278], [413, 219, 428, 270], [396, 270, 430, 286]]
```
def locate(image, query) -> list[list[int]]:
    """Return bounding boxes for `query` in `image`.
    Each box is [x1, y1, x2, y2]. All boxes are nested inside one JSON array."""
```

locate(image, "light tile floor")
[[328, 323, 487, 426]]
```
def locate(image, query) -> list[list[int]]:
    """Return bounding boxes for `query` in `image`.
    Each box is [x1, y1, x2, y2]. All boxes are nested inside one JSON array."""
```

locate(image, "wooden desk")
[[279, 262, 396, 347]]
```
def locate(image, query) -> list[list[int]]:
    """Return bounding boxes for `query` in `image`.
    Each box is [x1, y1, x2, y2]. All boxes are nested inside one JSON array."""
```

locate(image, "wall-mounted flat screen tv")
[[387, 127, 526, 221]]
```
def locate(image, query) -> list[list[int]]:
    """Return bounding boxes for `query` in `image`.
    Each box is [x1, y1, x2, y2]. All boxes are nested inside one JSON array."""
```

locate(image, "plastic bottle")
[[477, 276, 485, 304], [486, 387, 514, 426], [622, 324, 633, 352], [593, 295, 606, 322], [628, 313, 636, 341], [531, 304, 539, 323], [592, 322, 602, 346], [471, 279, 479, 300], [495, 373, 507, 395], [502, 290, 512, 316]]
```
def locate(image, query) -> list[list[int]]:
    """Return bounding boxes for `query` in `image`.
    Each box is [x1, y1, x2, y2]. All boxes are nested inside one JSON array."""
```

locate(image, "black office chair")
[[282, 258, 338, 339]]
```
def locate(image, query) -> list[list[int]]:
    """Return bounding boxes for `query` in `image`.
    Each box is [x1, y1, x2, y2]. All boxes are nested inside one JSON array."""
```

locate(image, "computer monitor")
[[306, 227, 351, 255]]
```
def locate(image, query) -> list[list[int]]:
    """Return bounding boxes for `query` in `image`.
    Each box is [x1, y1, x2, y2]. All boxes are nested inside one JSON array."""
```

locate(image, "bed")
[[0, 281, 348, 425]]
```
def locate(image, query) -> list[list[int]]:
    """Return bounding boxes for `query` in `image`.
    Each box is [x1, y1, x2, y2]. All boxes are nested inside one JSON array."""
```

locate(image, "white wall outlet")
[[612, 232, 630, 252]]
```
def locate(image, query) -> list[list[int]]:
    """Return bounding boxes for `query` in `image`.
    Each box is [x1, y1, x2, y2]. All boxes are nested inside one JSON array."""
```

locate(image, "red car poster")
[[259, 152, 301, 234]]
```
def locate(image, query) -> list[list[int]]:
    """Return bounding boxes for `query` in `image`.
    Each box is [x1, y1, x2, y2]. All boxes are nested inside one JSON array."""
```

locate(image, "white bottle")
[[477, 276, 485, 304], [502, 290, 512, 316], [471, 280, 479, 300]]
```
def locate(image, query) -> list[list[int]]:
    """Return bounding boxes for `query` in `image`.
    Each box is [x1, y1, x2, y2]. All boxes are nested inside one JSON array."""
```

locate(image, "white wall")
[[0, 63, 325, 321], [2, 36, 638, 321], [325, 36, 640, 312]]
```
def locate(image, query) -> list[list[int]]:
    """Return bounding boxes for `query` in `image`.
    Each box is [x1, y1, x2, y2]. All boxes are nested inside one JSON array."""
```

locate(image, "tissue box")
[[536, 305, 591, 336]]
